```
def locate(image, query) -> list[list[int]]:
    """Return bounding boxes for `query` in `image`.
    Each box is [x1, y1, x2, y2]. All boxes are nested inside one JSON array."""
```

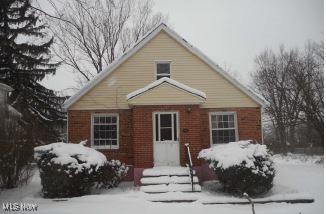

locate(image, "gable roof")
[[127, 77, 207, 100], [63, 23, 266, 109]]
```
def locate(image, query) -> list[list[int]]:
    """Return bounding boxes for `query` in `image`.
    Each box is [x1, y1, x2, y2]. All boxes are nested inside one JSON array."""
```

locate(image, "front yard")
[[0, 157, 323, 214]]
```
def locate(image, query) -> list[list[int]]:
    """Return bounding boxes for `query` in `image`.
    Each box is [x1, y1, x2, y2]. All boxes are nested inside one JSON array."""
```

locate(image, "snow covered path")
[[0, 163, 323, 214]]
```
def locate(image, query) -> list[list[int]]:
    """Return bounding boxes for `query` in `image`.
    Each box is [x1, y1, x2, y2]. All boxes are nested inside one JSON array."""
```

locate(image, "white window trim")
[[152, 111, 179, 143], [155, 60, 172, 80], [209, 111, 239, 146], [91, 113, 119, 149]]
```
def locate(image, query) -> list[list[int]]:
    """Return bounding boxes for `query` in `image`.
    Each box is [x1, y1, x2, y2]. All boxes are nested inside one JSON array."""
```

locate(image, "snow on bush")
[[34, 142, 128, 198], [34, 142, 107, 172], [198, 140, 275, 196], [198, 140, 270, 171]]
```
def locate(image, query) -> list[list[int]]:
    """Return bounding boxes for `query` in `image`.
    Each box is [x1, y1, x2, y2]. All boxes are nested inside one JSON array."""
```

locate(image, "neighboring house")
[[0, 83, 21, 118], [63, 23, 266, 184], [0, 83, 22, 144]]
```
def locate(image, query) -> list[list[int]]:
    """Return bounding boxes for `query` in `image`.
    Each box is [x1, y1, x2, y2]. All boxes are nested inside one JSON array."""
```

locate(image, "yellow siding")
[[69, 31, 259, 110], [128, 83, 205, 105]]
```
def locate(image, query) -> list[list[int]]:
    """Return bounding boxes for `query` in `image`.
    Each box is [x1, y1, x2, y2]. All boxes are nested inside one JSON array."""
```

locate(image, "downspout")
[[66, 110, 69, 143], [260, 107, 264, 144]]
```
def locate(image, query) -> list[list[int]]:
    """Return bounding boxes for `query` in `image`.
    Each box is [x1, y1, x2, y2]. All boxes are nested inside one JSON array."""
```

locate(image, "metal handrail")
[[184, 143, 194, 192]]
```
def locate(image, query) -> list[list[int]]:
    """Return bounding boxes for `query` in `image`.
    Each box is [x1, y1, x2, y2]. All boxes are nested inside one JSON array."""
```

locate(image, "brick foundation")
[[68, 106, 262, 183]]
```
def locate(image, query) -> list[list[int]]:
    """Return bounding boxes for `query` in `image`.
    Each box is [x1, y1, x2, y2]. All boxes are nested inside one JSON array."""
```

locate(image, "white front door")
[[153, 112, 180, 166]]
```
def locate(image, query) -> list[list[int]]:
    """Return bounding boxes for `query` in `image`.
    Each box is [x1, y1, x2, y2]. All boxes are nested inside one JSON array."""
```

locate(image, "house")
[[0, 83, 21, 118], [0, 83, 22, 144], [0, 83, 13, 106], [63, 23, 265, 185]]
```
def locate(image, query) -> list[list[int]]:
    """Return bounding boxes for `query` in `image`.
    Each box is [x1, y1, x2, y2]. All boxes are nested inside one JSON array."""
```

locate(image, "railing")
[[184, 143, 194, 192]]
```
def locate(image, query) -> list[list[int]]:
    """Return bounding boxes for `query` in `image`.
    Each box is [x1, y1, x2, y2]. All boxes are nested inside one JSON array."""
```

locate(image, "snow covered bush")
[[95, 160, 128, 189], [34, 142, 129, 198], [34, 142, 106, 198], [198, 140, 275, 196]]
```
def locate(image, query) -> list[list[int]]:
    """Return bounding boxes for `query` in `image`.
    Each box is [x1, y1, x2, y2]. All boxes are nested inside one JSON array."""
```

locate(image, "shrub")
[[34, 142, 106, 198], [95, 160, 129, 189], [36, 152, 98, 198], [0, 110, 34, 189], [0, 142, 34, 189], [198, 140, 275, 196], [34, 142, 129, 198]]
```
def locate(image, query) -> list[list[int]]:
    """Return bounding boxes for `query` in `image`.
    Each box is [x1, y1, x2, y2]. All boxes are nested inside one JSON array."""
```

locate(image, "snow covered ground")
[[0, 159, 323, 214], [272, 153, 323, 165]]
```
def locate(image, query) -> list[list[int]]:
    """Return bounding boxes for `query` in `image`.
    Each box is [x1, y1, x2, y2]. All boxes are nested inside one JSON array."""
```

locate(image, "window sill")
[[92, 145, 119, 150]]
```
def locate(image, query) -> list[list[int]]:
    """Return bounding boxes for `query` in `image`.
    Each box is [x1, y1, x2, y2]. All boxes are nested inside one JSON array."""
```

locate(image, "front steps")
[[141, 183, 202, 193], [146, 192, 199, 203], [140, 167, 201, 202], [142, 167, 192, 177], [141, 175, 199, 185]]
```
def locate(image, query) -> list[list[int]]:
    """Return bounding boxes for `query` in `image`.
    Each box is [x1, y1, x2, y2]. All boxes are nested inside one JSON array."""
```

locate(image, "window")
[[92, 114, 119, 149], [210, 112, 238, 144], [156, 62, 171, 80], [154, 113, 178, 141]]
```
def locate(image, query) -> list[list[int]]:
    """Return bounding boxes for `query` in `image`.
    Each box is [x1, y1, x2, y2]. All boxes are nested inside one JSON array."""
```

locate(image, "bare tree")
[[253, 42, 324, 150], [253, 46, 302, 147], [39, 0, 166, 85], [292, 42, 324, 145]]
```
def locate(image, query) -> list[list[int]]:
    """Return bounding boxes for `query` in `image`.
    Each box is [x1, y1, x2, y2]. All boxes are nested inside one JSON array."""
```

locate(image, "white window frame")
[[155, 61, 172, 80], [91, 113, 119, 149], [153, 111, 179, 142], [209, 111, 239, 146]]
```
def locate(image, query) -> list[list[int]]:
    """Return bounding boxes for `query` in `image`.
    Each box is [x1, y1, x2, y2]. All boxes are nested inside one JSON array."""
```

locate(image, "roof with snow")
[[63, 23, 267, 109], [127, 77, 206, 101]]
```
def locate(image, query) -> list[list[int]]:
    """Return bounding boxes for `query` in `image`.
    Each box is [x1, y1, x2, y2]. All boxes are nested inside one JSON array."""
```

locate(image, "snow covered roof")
[[0, 83, 13, 92], [63, 23, 267, 109], [126, 77, 206, 100]]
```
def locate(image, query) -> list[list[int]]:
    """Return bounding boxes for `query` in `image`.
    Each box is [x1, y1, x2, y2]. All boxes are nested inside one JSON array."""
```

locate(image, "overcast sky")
[[42, 0, 324, 92]]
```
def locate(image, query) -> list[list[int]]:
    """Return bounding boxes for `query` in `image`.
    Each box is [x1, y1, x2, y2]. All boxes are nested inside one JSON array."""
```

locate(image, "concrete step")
[[140, 183, 201, 193], [141, 175, 199, 185], [142, 166, 195, 177], [146, 192, 199, 203]]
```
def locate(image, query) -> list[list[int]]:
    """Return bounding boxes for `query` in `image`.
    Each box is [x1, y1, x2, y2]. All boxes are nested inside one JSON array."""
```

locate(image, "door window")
[[154, 113, 178, 141]]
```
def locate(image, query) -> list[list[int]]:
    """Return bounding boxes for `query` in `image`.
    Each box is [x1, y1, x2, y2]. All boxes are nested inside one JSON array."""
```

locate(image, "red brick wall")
[[68, 109, 134, 166], [132, 105, 204, 168], [200, 107, 262, 150], [131, 106, 154, 168], [68, 106, 262, 170], [132, 106, 262, 168]]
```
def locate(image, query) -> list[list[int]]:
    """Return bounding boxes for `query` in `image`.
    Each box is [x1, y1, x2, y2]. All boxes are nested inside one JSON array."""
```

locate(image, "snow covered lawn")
[[0, 161, 323, 214]]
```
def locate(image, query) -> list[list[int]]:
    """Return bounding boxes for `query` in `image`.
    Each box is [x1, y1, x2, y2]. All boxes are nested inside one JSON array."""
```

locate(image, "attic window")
[[156, 62, 171, 80]]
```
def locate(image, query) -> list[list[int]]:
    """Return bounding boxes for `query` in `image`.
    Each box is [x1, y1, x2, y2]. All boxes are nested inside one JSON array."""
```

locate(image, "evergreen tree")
[[0, 0, 65, 143]]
